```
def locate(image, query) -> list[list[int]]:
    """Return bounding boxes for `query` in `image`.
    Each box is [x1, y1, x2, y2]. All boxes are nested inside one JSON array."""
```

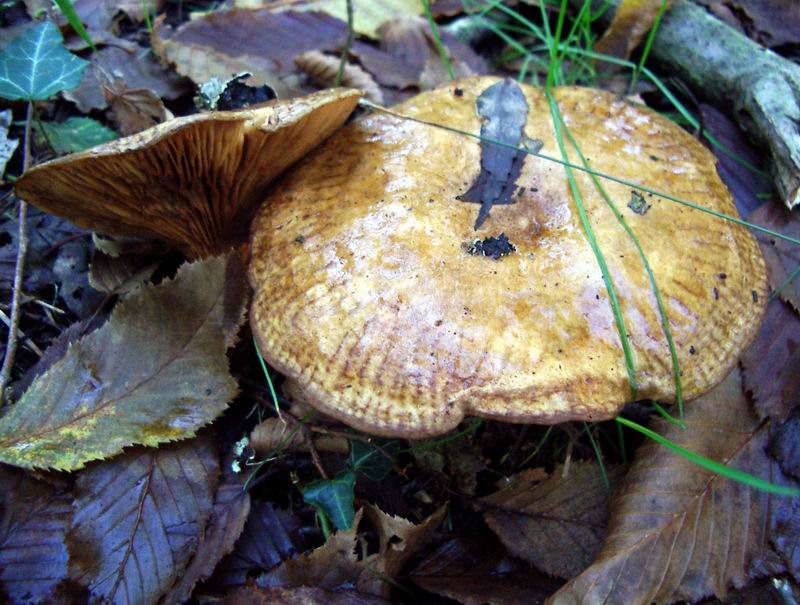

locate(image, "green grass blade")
[[615, 416, 800, 497], [629, 0, 668, 93], [422, 0, 455, 80], [54, 0, 96, 51], [582, 422, 610, 490], [546, 90, 638, 399], [769, 263, 800, 301], [253, 336, 281, 415]]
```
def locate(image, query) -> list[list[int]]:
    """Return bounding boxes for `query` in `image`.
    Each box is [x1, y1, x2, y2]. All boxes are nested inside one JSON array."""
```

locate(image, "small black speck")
[[454, 87, 464, 97], [531, 187, 539, 192], [205, 388, 213, 395], [689, 346, 696, 355], [595, 294, 600, 300], [650, 155, 659, 161], [752, 290, 759, 302], [294, 235, 305, 244], [718, 272, 727, 280], [713, 287, 719, 300]]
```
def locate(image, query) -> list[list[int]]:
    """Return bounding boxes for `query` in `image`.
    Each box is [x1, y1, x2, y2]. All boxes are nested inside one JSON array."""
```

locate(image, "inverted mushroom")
[[248, 76, 768, 437], [16, 87, 362, 259]]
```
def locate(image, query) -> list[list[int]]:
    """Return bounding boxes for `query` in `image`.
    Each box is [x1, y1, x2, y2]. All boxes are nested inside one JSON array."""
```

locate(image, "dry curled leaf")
[[249, 417, 349, 457], [101, 72, 173, 136], [162, 460, 251, 605], [749, 201, 800, 311], [0, 254, 247, 471], [549, 370, 797, 604], [481, 462, 624, 579], [296, 51, 384, 104], [741, 299, 800, 422], [88, 249, 161, 294], [0, 467, 72, 603], [67, 436, 219, 605], [595, 0, 672, 60]]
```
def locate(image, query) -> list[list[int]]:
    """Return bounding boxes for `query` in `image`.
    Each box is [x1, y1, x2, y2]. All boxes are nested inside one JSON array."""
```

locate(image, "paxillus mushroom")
[[16, 77, 767, 438]]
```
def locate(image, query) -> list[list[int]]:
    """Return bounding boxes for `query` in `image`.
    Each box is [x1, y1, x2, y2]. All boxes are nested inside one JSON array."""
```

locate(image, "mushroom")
[[16, 87, 362, 259], [248, 76, 767, 437], [14, 77, 767, 438]]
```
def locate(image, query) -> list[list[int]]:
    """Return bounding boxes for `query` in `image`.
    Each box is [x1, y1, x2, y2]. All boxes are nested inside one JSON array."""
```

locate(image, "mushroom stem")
[[0, 102, 33, 406]]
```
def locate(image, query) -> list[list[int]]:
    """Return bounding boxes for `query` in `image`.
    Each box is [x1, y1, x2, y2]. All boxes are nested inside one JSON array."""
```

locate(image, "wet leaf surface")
[[480, 462, 624, 579], [0, 466, 71, 603], [67, 435, 219, 605], [550, 371, 798, 604], [0, 254, 247, 470]]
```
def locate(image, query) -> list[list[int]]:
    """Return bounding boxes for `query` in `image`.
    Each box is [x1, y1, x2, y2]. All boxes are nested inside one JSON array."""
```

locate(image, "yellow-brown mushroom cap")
[[249, 77, 767, 438], [16, 88, 362, 258]]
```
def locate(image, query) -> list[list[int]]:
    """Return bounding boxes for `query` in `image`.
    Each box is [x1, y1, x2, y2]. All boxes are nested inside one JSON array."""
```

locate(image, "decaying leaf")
[[88, 249, 162, 295], [0, 109, 18, 179], [769, 410, 800, 480], [410, 536, 561, 605], [0, 254, 247, 471], [595, 0, 671, 61], [296, 51, 384, 104], [550, 370, 797, 604], [101, 73, 173, 136], [0, 467, 72, 603], [481, 462, 624, 579], [232, 0, 426, 38], [67, 436, 219, 605], [162, 460, 251, 605], [695, 0, 800, 47], [216, 501, 306, 586], [358, 504, 446, 597], [250, 417, 349, 456], [749, 201, 800, 311], [258, 510, 365, 591], [741, 299, 800, 421], [218, 585, 391, 605]]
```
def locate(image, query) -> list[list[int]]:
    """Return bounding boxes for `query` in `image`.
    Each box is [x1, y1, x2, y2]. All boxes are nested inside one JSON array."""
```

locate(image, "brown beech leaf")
[[595, 0, 672, 60], [769, 410, 800, 480], [101, 73, 173, 136], [296, 51, 384, 104], [151, 10, 347, 98], [741, 299, 800, 421], [88, 249, 162, 295], [216, 501, 307, 586], [162, 459, 251, 605], [249, 417, 349, 457], [218, 585, 391, 605], [480, 462, 625, 579], [357, 504, 447, 597], [410, 536, 561, 605], [258, 510, 364, 591], [549, 370, 797, 604], [749, 202, 800, 311], [0, 467, 72, 603], [67, 436, 219, 605], [0, 254, 247, 471]]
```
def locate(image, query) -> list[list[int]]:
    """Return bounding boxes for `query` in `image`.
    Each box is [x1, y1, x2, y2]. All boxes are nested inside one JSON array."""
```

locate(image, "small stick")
[[0, 103, 33, 406]]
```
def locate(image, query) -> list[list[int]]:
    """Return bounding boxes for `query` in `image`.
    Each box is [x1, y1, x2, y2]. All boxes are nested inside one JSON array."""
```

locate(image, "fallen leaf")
[[695, 0, 800, 47], [67, 436, 219, 605], [741, 299, 800, 421], [595, 0, 671, 61], [703, 579, 800, 605], [232, 0, 424, 38], [249, 417, 349, 456], [218, 585, 391, 605], [296, 51, 384, 104], [101, 74, 172, 136], [0, 109, 18, 179], [0, 254, 247, 471], [303, 470, 357, 530], [410, 536, 561, 605], [769, 410, 800, 480], [151, 10, 346, 99], [215, 501, 307, 586], [88, 249, 161, 295], [771, 493, 800, 581], [0, 467, 72, 603], [34, 117, 117, 154], [480, 462, 624, 579], [0, 20, 88, 101], [65, 46, 188, 114], [549, 370, 797, 604], [749, 202, 800, 311], [358, 504, 446, 597], [258, 510, 364, 591], [162, 458, 251, 605]]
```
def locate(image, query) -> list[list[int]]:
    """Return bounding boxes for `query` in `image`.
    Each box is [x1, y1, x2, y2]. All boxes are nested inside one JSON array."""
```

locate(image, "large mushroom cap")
[[249, 77, 767, 438], [16, 88, 362, 258]]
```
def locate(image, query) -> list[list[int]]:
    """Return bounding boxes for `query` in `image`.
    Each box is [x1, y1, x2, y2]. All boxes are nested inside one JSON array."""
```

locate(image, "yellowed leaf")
[[595, 0, 671, 60]]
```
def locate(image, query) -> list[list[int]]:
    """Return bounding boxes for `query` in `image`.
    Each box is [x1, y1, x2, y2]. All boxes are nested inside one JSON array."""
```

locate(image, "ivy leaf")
[[0, 254, 247, 471], [0, 20, 88, 101], [303, 470, 357, 531], [34, 117, 116, 154], [349, 439, 401, 481]]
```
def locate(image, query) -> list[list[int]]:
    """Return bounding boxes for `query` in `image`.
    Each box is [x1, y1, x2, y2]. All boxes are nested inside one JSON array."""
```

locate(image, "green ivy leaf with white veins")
[[0, 20, 88, 101]]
